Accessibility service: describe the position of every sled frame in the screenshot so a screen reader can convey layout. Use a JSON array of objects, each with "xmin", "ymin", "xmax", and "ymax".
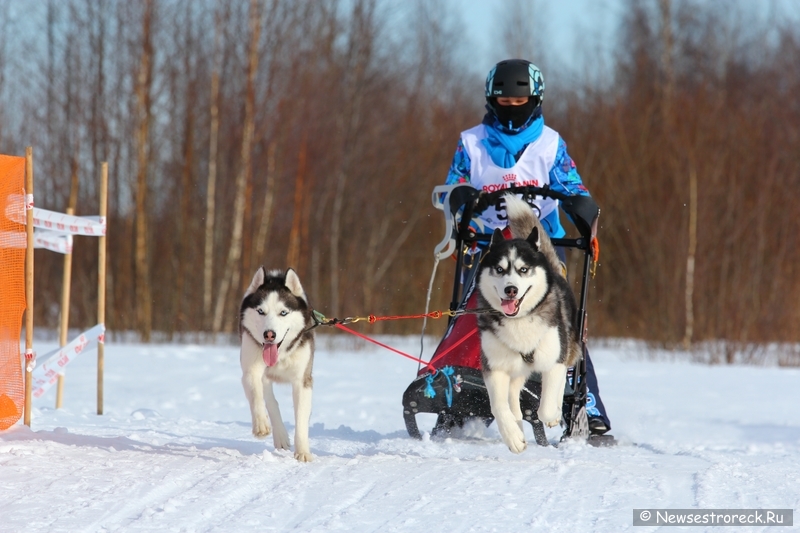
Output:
[{"xmin": 421, "ymin": 184, "xmax": 598, "ymax": 443}]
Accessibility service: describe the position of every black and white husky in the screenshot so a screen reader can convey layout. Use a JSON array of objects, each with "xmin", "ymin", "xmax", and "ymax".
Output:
[
  {"xmin": 477, "ymin": 194, "xmax": 582, "ymax": 453},
  {"xmin": 239, "ymin": 267, "xmax": 315, "ymax": 462}
]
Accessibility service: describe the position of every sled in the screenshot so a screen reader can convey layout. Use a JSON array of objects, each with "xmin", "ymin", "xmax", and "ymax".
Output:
[{"xmin": 402, "ymin": 184, "xmax": 598, "ymax": 447}]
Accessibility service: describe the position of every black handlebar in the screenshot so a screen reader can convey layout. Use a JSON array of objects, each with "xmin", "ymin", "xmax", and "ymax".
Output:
[
  {"xmin": 448, "ymin": 184, "xmax": 573, "ymax": 218},
  {"xmin": 449, "ymin": 184, "xmax": 595, "ymax": 242}
]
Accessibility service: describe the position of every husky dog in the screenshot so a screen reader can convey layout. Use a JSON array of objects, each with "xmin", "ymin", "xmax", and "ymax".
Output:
[
  {"xmin": 477, "ymin": 194, "xmax": 582, "ymax": 453},
  {"xmin": 239, "ymin": 267, "xmax": 315, "ymax": 462}
]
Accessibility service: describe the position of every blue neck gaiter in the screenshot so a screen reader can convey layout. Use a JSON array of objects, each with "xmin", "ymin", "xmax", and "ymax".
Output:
[{"xmin": 481, "ymin": 110, "xmax": 545, "ymax": 169}]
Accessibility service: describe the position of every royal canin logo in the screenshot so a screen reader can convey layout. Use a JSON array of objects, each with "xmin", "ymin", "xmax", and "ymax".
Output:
[{"xmin": 502, "ymin": 173, "xmax": 517, "ymax": 182}]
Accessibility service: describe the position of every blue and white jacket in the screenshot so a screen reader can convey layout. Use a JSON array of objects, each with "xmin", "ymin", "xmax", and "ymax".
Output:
[{"xmin": 445, "ymin": 117, "xmax": 590, "ymax": 238}]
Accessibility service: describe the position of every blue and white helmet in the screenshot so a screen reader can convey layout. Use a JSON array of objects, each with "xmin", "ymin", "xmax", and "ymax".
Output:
[
  {"xmin": 485, "ymin": 59, "xmax": 545, "ymax": 130},
  {"xmin": 485, "ymin": 59, "xmax": 545, "ymax": 104}
]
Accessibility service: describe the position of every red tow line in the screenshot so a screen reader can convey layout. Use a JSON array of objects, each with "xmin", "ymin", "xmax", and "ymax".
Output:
[{"xmin": 332, "ymin": 322, "xmax": 477, "ymax": 375}]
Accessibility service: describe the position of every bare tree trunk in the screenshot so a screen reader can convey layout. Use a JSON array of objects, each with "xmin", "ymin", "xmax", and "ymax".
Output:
[
  {"xmin": 659, "ymin": 0, "xmax": 694, "ymax": 348},
  {"xmin": 87, "ymin": 0, "xmax": 108, "ymax": 191},
  {"xmin": 175, "ymin": 4, "xmax": 196, "ymax": 334},
  {"xmin": 311, "ymin": 201, "xmax": 324, "ymax": 308},
  {"xmin": 62, "ymin": 23, "xmax": 77, "ymax": 211},
  {"xmin": 329, "ymin": 166, "xmax": 348, "ymax": 316},
  {"xmin": 683, "ymin": 165, "xmax": 697, "ymax": 349},
  {"xmin": 286, "ymin": 136, "xmax": 306, "ymax": 269},
  {"xmin": 135, "ymin": 0, "xmax": 154, "ymax": 341},
  {"xmin": 329, "ymin": 0, "xmax": 373, "ymax": 316},
  {"xmin": 363, "ymin": 217, "xmax": 389, "ymax": 313},
  {"xmin": 44, "ymin": 0, "xmax": 57, "ymax": 204},
  {"xmin": 203, "ymin": 3, "xmax": 224, "ymax": 329},
  {"xmin": 659, "ymin": 0, "xmax": 674, "ymax": 124},
  {"xmin": 252, "ymin": 140, "xmax": 276, "ymax": 269},
  {"xmin": 212, "ymin": 0, "xmax": 260, "ymax": 333},
  {"xmin": 68, "ymin": 155, "xmax": 79, "ymax": 212}
]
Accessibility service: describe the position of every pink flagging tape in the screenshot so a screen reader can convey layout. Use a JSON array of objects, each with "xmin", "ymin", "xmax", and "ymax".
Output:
[{"xmin": 30, "ymin": 324, "xmax": 105, "ymax": 399}]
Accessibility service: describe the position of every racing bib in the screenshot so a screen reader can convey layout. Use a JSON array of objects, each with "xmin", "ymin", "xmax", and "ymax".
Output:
[{"xmin": 461, "ymin": 124, "xmax": 560, "ymax": 230}]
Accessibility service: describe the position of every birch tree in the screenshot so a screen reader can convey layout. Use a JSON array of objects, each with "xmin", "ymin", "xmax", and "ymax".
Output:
[
  {"xmin": 212, "ymin": 0, "xmax": 260, "ymax": 333},
  {"xmin": 134, "ymin": 0, "xmax": 155, "ymax": 341},
  {"xmin": 329, "ymin": 0, "xmax": 375, "ymax": 316},
  {"xmin": 203, "ymin": 2, "xmax": 225, "ymax": 328}
]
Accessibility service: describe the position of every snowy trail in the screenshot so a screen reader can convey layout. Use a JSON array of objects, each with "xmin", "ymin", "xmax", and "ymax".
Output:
[{"xmin": 2, "ymin": 337, "xmax": 799, "ymax": 532}]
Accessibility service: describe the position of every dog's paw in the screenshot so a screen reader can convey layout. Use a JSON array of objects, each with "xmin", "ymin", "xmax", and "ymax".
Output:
[
  {"xmin": 497, "ymin": 419, "xmax": 527, "ymax": 454},
  {"xmin": 294, "ymin": 451, "xmax": 314, "ymax": 462},
  {"xmin": 252, "ymin": 417, "xmax": 272, "ymax": 438},
  {"xmin": 504, "ymin": 431, "xmax": 528, "ymax": 454},
  {"xmin": 537, "ymin": 406, "xmax": 561, "ymax": 428},
  {"xmin": 273, "ymin": 428, "xmax": 291, "ymax": 451}
]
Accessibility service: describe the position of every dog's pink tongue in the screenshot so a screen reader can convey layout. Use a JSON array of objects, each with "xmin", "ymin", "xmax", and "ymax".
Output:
[
  {"xmin": 263, "ymin": 343, "xmax": 279, "ymax": 367},
  {"xmin": 501, "ymin": 299, "xmax": 517, "ymax": 315}
]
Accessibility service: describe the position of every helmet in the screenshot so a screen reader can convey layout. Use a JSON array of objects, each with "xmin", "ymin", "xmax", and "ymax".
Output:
[
  {"xmin": 485, "ymin": 59, "xmax": 545, "ymax": 130},
  {"xmin": 485, "ymin": 59, "xmax": 545, "ymax": 100}
]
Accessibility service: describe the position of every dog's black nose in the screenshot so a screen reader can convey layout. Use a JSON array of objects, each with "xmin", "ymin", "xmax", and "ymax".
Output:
[
  {"xmin": 504, "ymin": 286, "xmax": 518, "ymax": 298},
  {"xmin": 264, "ymin": 329, "xmax": 276, "ymax": 342}
]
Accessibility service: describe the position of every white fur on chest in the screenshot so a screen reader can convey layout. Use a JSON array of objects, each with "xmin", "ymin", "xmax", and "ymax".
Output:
[
  {"xmin": 481, "ymin": 316, "xmax": 561, "ymax": 377},
  {"xmin": 240, "ymin": 333, "xmax": 311, "ymax": 384}
]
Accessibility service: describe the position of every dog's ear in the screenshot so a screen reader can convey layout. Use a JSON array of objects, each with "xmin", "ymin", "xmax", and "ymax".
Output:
[
  {"xmin": 244, "ymin": 266, "xmax": 266, "ymax": 297},
  {"xmin": 284, "ymin": 268, "xmax": 307, "ymax": 301},
  {"xmin": 489, "ymin": 228, "xmax": 505, "ymax": 249},
  {"xmin": 526, "ymin": 225, "xmax": 540, "ymax": 251}
]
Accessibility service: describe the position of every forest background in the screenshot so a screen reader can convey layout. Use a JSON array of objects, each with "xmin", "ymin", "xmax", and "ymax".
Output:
[{"xmin": 0, "ymin": 0, "xmax": 797, "ymax": 360}]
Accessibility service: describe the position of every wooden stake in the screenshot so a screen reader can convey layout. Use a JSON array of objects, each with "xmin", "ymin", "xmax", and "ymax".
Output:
[
  {"xmin": 55, "ymin": 207, "xmax": 74, "ymax": 409},
  {"xmin": 97, "ymin": 163, "xmax": 108, "ymax": 415},
  {"xmin": 23, "ymin": 147, "xmax": 34, "ymax": 427}
]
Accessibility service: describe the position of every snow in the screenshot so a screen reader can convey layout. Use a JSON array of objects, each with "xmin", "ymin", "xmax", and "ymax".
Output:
[{"xmin": 2, "ymin": 336, "xmax": 799, "ymax": 532}]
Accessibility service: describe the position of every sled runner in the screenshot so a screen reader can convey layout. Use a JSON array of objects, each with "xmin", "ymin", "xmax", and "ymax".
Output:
[{"xmin": 402, "ymin": 184, "xmax": 600, "ymax": 446}]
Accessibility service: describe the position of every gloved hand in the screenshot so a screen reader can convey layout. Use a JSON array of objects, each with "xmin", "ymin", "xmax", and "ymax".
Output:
[{"xmin": 561, "ymin": 195, "xmax": 599, "ymax": 238}]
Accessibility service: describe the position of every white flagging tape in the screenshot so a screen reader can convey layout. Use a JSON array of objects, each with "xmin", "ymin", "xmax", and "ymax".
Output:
[
  {"xmin": 34, "ymin": 231, "xmax": 73, "ymax": 254},
  {"xmin": 32, "ymin": 208, "xmax": 106, "ymax": 236},
  {"xmin": 30, "ymin": 323, "xmax": 105, "ymax": 399},
  {"xmin": 4, "ymin": 195, "xmax": 106, "ymax": 236},
  {"xmin": 0, "ymin": 230, "xmax": 73, "ymax": 254}
]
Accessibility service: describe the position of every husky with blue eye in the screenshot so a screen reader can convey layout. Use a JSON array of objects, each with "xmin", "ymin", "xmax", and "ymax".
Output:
[
  {"xmin": 476, "ymin": 194, "xmax": 582, "ymax": 453},
  {"xmin": 239, "ymin": 267, "xmax": 315, "ymax": 462}
]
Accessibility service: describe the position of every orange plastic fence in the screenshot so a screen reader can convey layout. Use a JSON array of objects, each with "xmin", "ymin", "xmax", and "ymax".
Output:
[{"xmin": 0, "ymin": 155, "xmax": 26, "ymax": 430}]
